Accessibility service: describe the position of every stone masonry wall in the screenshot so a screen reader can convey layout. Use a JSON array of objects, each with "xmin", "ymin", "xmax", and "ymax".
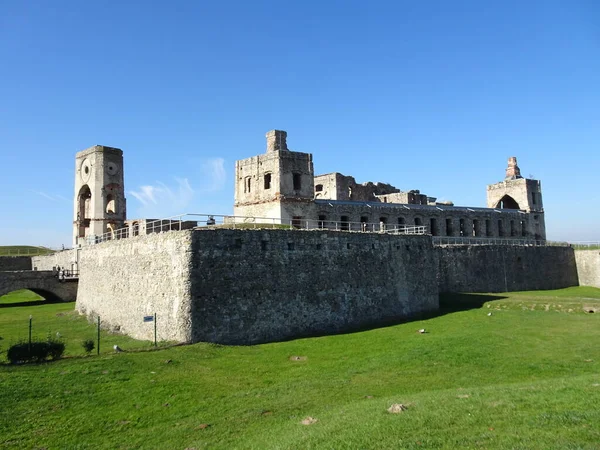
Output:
[
  {"xmin": 574, "ymin": 249, "xmax": 600, "ymax": 288},
  {"xmin": 189, "ymin": 229, "xmax": 438, "ymax": 344},
  {"xmin": 437, "ymin": 245, "xmax": 578, "ymax": 293},
  {"xmin": 32, "ymin": 249, "xmax": 78, "ymax": 271},
  {"xmin": 75, "ymin": 231, "xmax": 193, "ymax": 342},
  {"xmin": 0, "ymin": 256, "xmax": 32, "ymax": 271}
]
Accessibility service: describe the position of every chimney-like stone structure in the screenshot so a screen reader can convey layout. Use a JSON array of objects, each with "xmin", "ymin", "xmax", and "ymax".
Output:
[
  {"xmin": 505, "ymin": 156, "xmax": 522, "ymax": 180},
  {"xmin": 266, "ymin": 130, "xmax": 288, "ymax": 152}
]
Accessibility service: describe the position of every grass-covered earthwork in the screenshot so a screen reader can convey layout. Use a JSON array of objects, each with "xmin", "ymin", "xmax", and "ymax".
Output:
[{"xmin": 0, "ymin": 287, "xmax": 599, "ymax": 449}]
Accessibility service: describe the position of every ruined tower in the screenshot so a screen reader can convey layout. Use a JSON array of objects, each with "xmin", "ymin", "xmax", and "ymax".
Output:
[
  {"xmin": 73, "ymin": 145, "xmax": 126, "ymax": 246},
  {"xmin": 234, "ymin": 130, "xmax": 315, "ymax": 223},
  {"xmin": 486, "ymin": 156, "xmax": 545, "ymax": 239}
]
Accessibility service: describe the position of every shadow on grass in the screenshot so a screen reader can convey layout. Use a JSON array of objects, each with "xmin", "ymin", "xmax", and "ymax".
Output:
[
  {"xmin": 240, "ymin": 293, "xmax": 511, "ymax": 345},
  {"xmin": 0, "ymin": 299, "xmax": 72, "ymax": 308}
]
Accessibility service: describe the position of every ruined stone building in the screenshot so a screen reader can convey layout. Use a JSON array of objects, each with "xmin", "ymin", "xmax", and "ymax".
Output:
[{"xmin": 234, "ymin": 130, "xmax": 546, "ymax": 240}]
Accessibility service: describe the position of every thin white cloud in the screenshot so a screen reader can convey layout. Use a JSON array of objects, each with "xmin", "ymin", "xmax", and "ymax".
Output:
[
  {"xmin": 199, "ymin": 158, "xmax": 226, "ymax": 192},
  {"xmin": 128, "ymin": 157, "xmax": 226, "ymax": 218}
]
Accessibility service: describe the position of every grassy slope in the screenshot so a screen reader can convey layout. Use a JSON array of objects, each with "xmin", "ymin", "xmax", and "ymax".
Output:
[
  {"xmin": 0, "ymin": 245, "xmax": 53, "ymax": 256},
  {"xmin": 0, "ymin": 288, "xmax": 599, "ymax": 449}
]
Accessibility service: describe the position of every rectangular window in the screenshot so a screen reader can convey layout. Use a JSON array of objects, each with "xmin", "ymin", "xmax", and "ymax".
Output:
[
  {"xmin": 315, "ymin": 184, "xmax": 323, "ymax": 192},
  {"xmin": 446, "ymin": 218, "xmax": 453, "ymax": 236},
  {"xmin": 293, "ymin": 173, "xmax": 302, "ymax": 190},
  {"xmin": 318, "ymin": 215, "xmax": 326, "ymax": 229},
  {"xmin": 292, "ymin": 216, "xmax": 303, "ymax": 228},
  {"xmin": 532, "ymin": 192, "xmax": 536, "ymax": 205},
  {"xmin": 264, "ymin": 173, "xmax": 271, "ymax": 190},
  {"xmin": 244, "ymin": 177, "xmax": 251, "ymax": 193},
  {"xmin": 430, "ymin": 218, "xmax": 437, "ymax": 236},
  {"xmin": 341, "ymin": 215, "xmax": 349, "ymax": 231}
]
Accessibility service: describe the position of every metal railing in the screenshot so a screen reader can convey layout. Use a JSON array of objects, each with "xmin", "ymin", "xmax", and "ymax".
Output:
[
  {"xmin": 79, "ymin": 213, "xmax": 599, "ymax": 248},
  {"xmin": 433, "ymin": 236, "xmax": 551, "ymax": 246},
  {"xmin": 83, "ymin": 214, "xmax": 429, "ymax": 245}
]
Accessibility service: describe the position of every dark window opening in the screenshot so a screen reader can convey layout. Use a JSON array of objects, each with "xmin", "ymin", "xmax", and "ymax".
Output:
[
  {"xmin": 446, "ymin": 218, "xmax": 453, "ymax": 236},
  {"xmin": 531, "ymin": 192, "xmax": 536, "ymax": 205},
  {"xmin": 415, "ymin": 218, "xmax": 422, "ymax": 226},
  {"xmin": 473, "ymin": 219, "xmax": 480, "ymax": 237},
  {"xmin": 292, "ymin": 216, "xmax": 303, "ymax": 228},
  {"xmin": 318, "ymin": 214, "xmax": 327, "ymax": 229},
  {"xmin": 264, "ymin": 173, "xmax": 272, "ymax": 190},
  {"xmin": 261, "ymin": 240, "xmax": 268, "ymax": 251},
  {"xmin": 398, "ymin": 217, "xmax": 405, "ymax": 232},
  {"xmin": 498, "ymin": 220, "xmax": 504, "ymax": 237},
  {"xmin": 486, "ymin": 219, "xmax": 492, "ymax": 237},
  {"xmin": 459, "ymin": 218, "xmax": 465, "ymax": 236},
  {"xmin": 287, "ymin": 242, "xmax": 295, "ymax": 251},
  {"xmin": 235, "ymin": 238, "xmax": 243, "ymax": 249},
  {"xmin": 347, "ymin": 243, "xmax": 351, "ymax": 249},
  {"xmin": 315, "ymin": 184, "xmax": 323, "ymax": 192},
  {"xmin": 379, "ymin": 217, "xmax": 387, "ymax": 232},
  {"xmin": 360, "ymin": 216, "xmax": 368, "ymax": 232},
  {"xmin": 340, "ymin": 215, "xmax": 350, "ymax": 231},
  {"xmin": 430, "ymin": 218, "xmax": 438, "ymax": 236},
  {"xmin": 521, "ymin": 220, "xmax": 527, "ymax": 237},
  {"xmin": 293, "ymin": 173, "xmax": 302, "ymax": 190},
  {"xmin": 510, "ymin": 220, "xmax": 516, "ymax": 237}
]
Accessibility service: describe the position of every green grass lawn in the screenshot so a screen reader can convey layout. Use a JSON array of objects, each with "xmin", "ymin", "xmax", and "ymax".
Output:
[
  {"xmin": 1, "ymin": 288, "xmax": 599, "ymax": 449},
  {"xmin": 0, "ymin": 245, "xmax": 54, "ymax": 256}
]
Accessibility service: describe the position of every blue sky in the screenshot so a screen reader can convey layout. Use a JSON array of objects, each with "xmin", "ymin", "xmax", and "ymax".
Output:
[{"xmin": 1, "ymin": 0, "xmax": 598, "ymax": 247}]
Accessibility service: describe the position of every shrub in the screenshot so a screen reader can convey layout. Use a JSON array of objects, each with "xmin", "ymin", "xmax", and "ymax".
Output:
[
  {"xmin": 81, "ymin": 339, "xmax": 95, "ymax": 355},
  {"xmin": 7, "ymin": 339, "xmax": 65, "ymax": 364}
]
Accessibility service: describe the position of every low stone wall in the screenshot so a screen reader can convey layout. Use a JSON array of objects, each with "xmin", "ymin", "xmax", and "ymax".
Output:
[
  {"xmin": 32, "ymin": 249, "xmax": 78, "ymax": 271},
  {"xmin": 75, "ymin": 232, "xmax": 193, "ymax": 342},
  {"xmin": 437, "ymin": 245, "xmax": 579, "ymax": 293},
  {"xmin": 0, "ymin": 256, "xmax": 32, "ymax": 271},
  {"xmin": 189, "ymin": 229, "xmax": 438, "ymax": 344},
  {"xmin": 574, "ymin": 249, "xmax": 600, "ymax": 288}
]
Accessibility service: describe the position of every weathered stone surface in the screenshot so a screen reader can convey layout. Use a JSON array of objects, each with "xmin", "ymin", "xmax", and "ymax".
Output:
[
  {"xmin": 0, "ymin": 271, "xmax": 77, "ymax": 301},
  {"xmin": 189, "ymin": 229, "xmax": 438, "ymax": 344},
  {"xmin": 574, "ymin": 250, "xmax": 600, "ymax": 288},
  {"xmin": 32, "ymin": 249, "xmax": 78, "ymax": 271},
  {"xmin": 0, "ymin": 256, "xmax": 32, "ymax": 271},
  {"xmin": 75, "ymin": 228, "xmax": 438, "ymax": 344},
  {"xmin": 436, "ymin": 245, "xmax": 578, "ymax": 293},
  {"xmin": 75, "ymin": 231, "xmax": 194, "ymax": 342}
]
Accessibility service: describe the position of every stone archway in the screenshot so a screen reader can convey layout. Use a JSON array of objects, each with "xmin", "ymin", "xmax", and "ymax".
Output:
[{"xmin": 495, "ymin": 195, "xmax": 520, "ymax": 210}]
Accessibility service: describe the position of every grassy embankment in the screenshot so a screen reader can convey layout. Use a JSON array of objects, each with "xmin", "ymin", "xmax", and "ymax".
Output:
[
  {"xmin": 0, "ymin": 246, "xmax": 54, "ymax": 256},
  {"xmin": 0, "ymin": 287, "xmax": 599, "ymax": 449}
]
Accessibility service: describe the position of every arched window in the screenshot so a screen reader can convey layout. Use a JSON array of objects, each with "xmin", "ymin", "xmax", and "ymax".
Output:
[
  {"xmin": 495, "ymin": 195, "xmax": 520, "ymax": 210},
  {"xmin": 106, "ymin": 194, "xmax": 116, "ymax": 214}
]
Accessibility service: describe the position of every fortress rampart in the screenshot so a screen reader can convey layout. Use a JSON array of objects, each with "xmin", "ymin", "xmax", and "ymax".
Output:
[{"xmin": 61, "ymin": 228, "xmax": 583, "ymax": 345}]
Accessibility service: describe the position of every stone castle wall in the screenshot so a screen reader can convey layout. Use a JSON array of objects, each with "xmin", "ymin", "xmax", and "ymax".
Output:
[
  {"xmin": 574, "ymin": 249, "xmax": 600, "ymax": 288},
  {"xmin": 75, "ymin": 231, "xmax": 193, "ymax": 342},
  {"xmin": 0, "ymin": 256, "xmax": 32, "ymax": 271},
  {"xmin": 188, "ymin": 229, "xmax": 438, "ymax": 344},
  {"xmin": 32, "ymin": 249, "xmax": 78, "ymax": 271},
  {"xmin": 437, "ymin": 245, "xmax": 578, "ymax": 293},
  {"xmin": 75, "ymin": 229, "xmax": 439, "ymax": 344}
]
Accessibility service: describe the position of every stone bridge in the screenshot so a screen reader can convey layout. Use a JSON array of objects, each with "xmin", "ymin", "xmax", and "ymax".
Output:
[{"xmin": 0, "ymin": 271, "xmax": 78, "ymax": 302}]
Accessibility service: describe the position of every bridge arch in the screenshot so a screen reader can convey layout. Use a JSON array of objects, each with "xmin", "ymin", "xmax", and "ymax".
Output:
[{"xmin": 0, "ymin": 271, "xmax": 77, "ymax": 302}]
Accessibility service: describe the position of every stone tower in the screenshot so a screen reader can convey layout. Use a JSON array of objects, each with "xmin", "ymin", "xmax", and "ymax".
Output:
[
  {"xmin": 486, "ymin": 156, "xmax": 545, "ymax": 239},
  {"xmin": 73, "ymin": 145, "xmax": 126, "ymax": 246},
  {"xmin": 234, "ymin": 130, "xmax": 315, "ymax": 223}
]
